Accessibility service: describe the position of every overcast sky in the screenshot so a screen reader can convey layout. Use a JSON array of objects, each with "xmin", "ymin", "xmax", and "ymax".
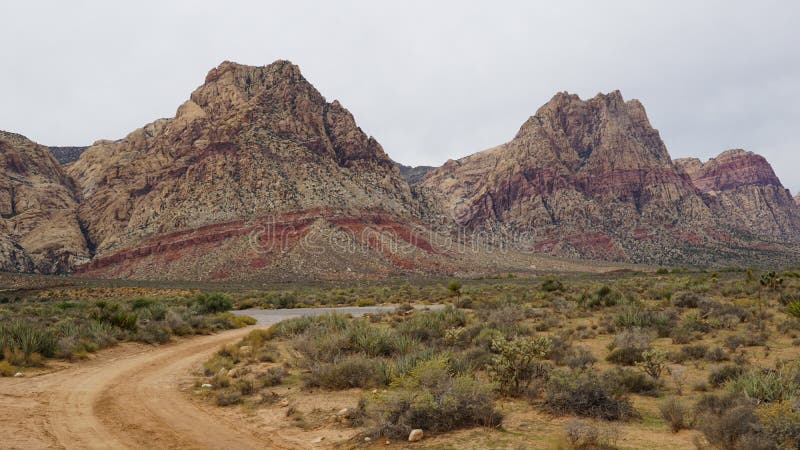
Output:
[{"xmin": 1, "ymin": 1, "xmax": 798, "ymax": 193}]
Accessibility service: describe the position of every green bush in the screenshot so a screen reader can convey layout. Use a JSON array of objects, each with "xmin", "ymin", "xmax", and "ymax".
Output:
[
  {"xmin": 602, "ymin": 367, "xmax": 659, "ymax": 396},
  {"xmin": 728, "ymin": 363, "xmax": 800, "ymax": 403},
  {"xmin": 0, "ymin": 320, "xmax": 57, "ymax": 359},
  {"xmin": 541, "ymin": 278, "xmax": 564, "ymax": 292},
  {"xmin": 194, "ymin": 293, "xmax": 233, "ymax": 314}
]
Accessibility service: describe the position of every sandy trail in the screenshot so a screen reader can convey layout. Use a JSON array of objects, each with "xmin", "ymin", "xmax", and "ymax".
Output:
[
  {"xmin": 0, "ymin": 306, "xmax": 412, "ymax": 449},
  {"xmin": 0, "ymin": 328, "xmax": 280, "ymax": 449}
]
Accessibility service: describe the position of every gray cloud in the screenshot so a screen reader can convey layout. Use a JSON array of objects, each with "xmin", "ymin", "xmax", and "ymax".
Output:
[{"xmin": 1, "ymin": 0, "xmax": 798, "ymax": 193}]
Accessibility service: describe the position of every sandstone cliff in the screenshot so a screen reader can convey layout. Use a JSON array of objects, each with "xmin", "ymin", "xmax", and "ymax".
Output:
[
  {"xmin": 68, "ymin": 61, "xmax": 447, "ymax": 279},
  {"xmin": 421, "ymin": 91, "xmax": 799, "ymax": 266},
  {"xmin": 675, "ymin": 150, "xmax": 800, "ymax": 240},
  {"xmin": 0, "ymin": 131, "xmax": 90, "ymax": 273}
]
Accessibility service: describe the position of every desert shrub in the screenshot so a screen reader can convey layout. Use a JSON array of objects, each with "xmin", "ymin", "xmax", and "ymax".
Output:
[
  {"xmin": 489, "ymin": 336, "xmax": 551, "ymax": 396},
  {"xmin": 606, "ymin": 329, "xmax": 651, "ymax": 366},
  {"xmin": 680, "ymin": 311, "xmax": 711, "ymax": 334},
  {"xmin": 669, "ymin": 326, "xmax": 696, "ymax": 344},
  {"xmin": 348, "ymin": 322, "xmax": 412, "ymax": 357},
  {"xmin": 262, "ymin": 293, "xmax": 298, "ymax": 309},
  {"xmin": 367, "ymin": 357, "xmax": 502, "ymax": 439},
  {"xmin": 615, "ymin": 306, "xmax": 676, "ymax": 337},
  {"xmin": 131, "ymin": 297, "xmax": 157, "ymax": 310},
  {"xmin": 472, "ymin": 327, "xmax": 504, "ymax": 350},
  {"xmin": 728, "ymin": 363, "xmax": 800, "ymax": 403},
  {"xmin": 293, "ymin": 330, "xmax": 349, "ymax": 363},
  {"xmin": 0, "ymin": 360, "xmax": 17, "ymax": 376},
  {"xmin": 235, "ymin": 378, "xmax": 256, "ymax": 395},
  {"xmin": 215, "ymin": 387, "xmax": 242, "ymax": 406},
  {"xmin": 545, "ymin": 334, "xmax": 574, "ymax": 365},
  {"xmin": 541, "ymin": 278, "xmax": 564, "ymax": 292},
  {"xmin": 787, "ymin": 300, "xmax": 800, "ymax": 320},
  {"xmin": 725, "ymin": 333, "xmax": 767, "ymax": 350},
  {"xmin": 108, "ymin": 311, "xmax": 139, "ymax": 331},
  {"xmin": 0, "ymin": 320, "xmax": 57, "ymax": 360},
  {"xmin": 708, "ymin": 364, "xmax": 745, "ymax": 387},
  {"xmin": 479, "ymin": 303, "xmax": 528, "ymax": 336},
  {"xmin": 606, "ymin": 346, "xmax": 645, "ymax": 366},
  {"xmin": 135, "ymin": 322, "xmax": 170, "ymax": 344},
  {"xmin": 679, "ymin": 344, "xmax": 708, "ymax": 360},
  {"xmin": 671, "ymin": 291, "xmax": 703, "ymax": 308},
  {"xmin": 194, "ymin": 293, "xmax": 233, "ymax": 314},
  {"xmin": 305, "ymin": 355, "xmax": 389, "ymax": 389},
  {"xmin": 602, "ymin": 367, "xmax": 659, "ymax": 396},
  {"xmin": 694, "ymin": 393, "xmax": 769, "ymax": 450},
  {"xmin": 565, "ymin": 346, "xmax": 597, "ymax": 371},
  {"xmin": 561, "ymin": 419, "xmax": 618, "ymax": 450},
  {"xmin": 704, "ymin": 346, "xmax": 729, "ymax": 362},
  {"xmin": 544, "ymin": 370, "xmax": 638, "ymax": 421},
  {"xmin": 396, "ymin": 306, "xmax": 467, "ymax": 342},
  {"xmin": 579, "ymin": 285, "xmax": 622, "ymax": 308},
  {"xmin": 450, "ymin": 347, "xmax": 493, "ymax": 374},
  {"xmin": 258, "ymin": 367, "xmax": 286, "ymax": 387},
  {"xmin": 758, "ymin": 401, "xmax": 800, "ymax": 449},
  {"xmin": 268, "ymin": 313, "xmax": 350, "ymax": 338},
  {"xmin": 659, "ymin": 397, "xmax": 688, "ymax": 432},
  {"xmin": 699, "ymin": 299, "xmax": 750, "ymax": 324}
]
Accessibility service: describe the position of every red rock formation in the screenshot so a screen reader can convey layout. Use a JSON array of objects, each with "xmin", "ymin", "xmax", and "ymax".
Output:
[
  {"xmin": 422, "ymin": 91, "xmax": 799, "ymax": 266},
  {"xmin": 67, "ymin": 61, "xmax": 444, "ymax": 279},
  {"xmin": 675, "ymin": 150, "xmax": 800, "ymax": 240}
]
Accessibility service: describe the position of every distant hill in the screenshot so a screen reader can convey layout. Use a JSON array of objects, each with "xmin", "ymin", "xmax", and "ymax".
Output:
[{"xmin": 48, "ymin": 146, "xmax": 88, "ymax": 164}]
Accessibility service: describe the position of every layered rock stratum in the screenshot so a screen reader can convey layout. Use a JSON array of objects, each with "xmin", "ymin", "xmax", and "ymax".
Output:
[
  {"xmin": 674, "ymin": 150, "xmax": 800, "ymax": 240},
  {"xmin": 65, "ymin": 61, "xmax": 452, "ymax": 279},
  {"xmin": 421, "ymin": 91, "xmax": 800, "ymax": 266},
  {"xmin": 1, "ymin": 64, "xmax": 798, "ymax": 278}
]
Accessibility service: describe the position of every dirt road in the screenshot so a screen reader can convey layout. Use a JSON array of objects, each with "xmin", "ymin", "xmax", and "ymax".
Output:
[{"xmin": 0, "ymin": 306, "xmax": 413, "ymax": 449}]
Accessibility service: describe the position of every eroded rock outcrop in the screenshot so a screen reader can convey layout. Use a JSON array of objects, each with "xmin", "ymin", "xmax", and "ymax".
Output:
[
  {"xmin": 421, "ymin": 91, "xmax": 799, "ymax": 265},
  {"xmin": 68, "ymin": 61, "xmax": 446, "ymax": 279},
  {"xmin": 0, "ymin": 131, "xmax": 90, "ymax": 273},
  {"xmin": 675, "ymin": 150, "xmax": 800, "ymax": 240}
]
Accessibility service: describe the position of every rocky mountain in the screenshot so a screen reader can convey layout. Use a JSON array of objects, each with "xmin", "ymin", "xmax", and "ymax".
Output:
[
  {"xmin": 421, "ymin": 91, "xmax": 800, "ymax": 266},
  {"xmin": 0, "ymin": 131, "xmax": 90, "ymax": 273},
  {"xmin": 674, "ymin": 150, "xmax": 800, "ymax": 240},
  {"xmin": 794, "ymin": 193, "xmax": 800, "ymax": 206},
  {"xmin": 2, "ymin": 68, "xmax": 798, "ymax": 278},
  {"xmin": 48, "ymin": 146, "xmax": 88, "ymax": 164},
  {"xmin": 67, "ymin": 61, "xmax": 449, "ymax": 280}
]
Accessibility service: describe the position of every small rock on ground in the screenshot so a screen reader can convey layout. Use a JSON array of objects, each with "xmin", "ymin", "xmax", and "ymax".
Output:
[{"xmin": 408, "ymin": 429, "xmax": 424, "ymax": 442}]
